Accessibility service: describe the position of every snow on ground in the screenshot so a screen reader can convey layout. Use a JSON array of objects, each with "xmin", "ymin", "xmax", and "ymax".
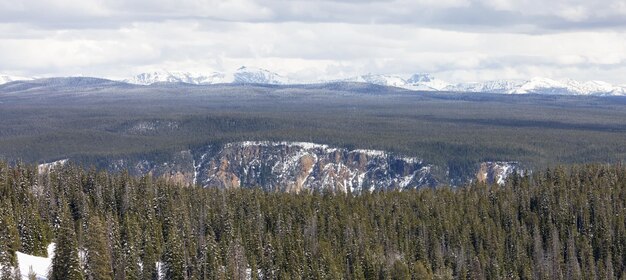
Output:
[
  {"xmin": 11, "ymin": 244, "xmax": 175, "ymax": 280},
  {"xmin": 16, "ymin": 243, "xmax": 54, "ymax": 280}
]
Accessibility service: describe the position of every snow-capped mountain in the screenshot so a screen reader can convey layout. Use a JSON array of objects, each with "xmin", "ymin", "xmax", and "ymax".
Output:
[
  {"xmin": 405, "ymin": 73, "xmax": 450, "ymax": 91},
  {"xmin": 0, "ymin": 74, "xmax": 33, "ymax": 85},
  {"xmin": 105, "ymin": 68, "xmax": 626, "ymax": 96},
  {"xmin": 446, "ymin": 79, "xmax": 527, "ymax": 94},
  {"xmin": 124, "ymin": 71, "xmax": 228, "ymax": 85},
  {"xmin": 511, "ymin": 78, "xmax": 626, "ymax": 95},
  {"xmin": 125, "ymin": 66, "xmax": 292, "ymax": 85},
  {"xmin": 340, "ymin": 73, "xmax": 450, "ymax": 91},
  {"xmin": 232, "ymin": 66, "xmax": 292, "ymax": 84},
  {"xmin": 343, "ymin": 74, "xmax": 408, "ymax": 88},
  {"xmin": 446, "ymin": 77, "xmax": 626, "ymax": 96}
]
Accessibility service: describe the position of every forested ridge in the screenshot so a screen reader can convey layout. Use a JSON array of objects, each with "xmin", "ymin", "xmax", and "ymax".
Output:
[
  {"xmin": 3, "ymin": 85, "xmax": 626, "ymax": 183},
  {"xmin": 1, "ymin": 161, "xmax": 626, "ymax": 279}
]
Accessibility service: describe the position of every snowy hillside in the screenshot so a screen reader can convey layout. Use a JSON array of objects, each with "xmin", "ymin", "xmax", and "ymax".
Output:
[
  {"xmin": 446, "ymin": 77, "xmax": 626, "ymax": 96},
  {"xmin": 340, "ymin": 73, "xmax": 450, "ymax": 91},
  {"xmin": 0, "ymin": 75, "xmax": 33, "ymax": 85},
  {"xmin": 3, "ymin": 244, "xmax": 55, "ymax": 280},
  {"xmin": 124, "ymin": 71, "xmax": 229, "ymax": 85},
  {"xmin": 232, "ymin": 66, "xmax": 291, "ymax": 84},
  {"xmin": 125, "ymin": 66, "xmax": 292, "ymax": 85},
  {"xmin": 405, "ymin": 73, "xmax": 451, "ymax": 90},
  {"xmin": 342, "ymin": 74, "xmax": 408, "ymax": 88},
  {"xmin": 509, "ymin": 78, "xmax": 626, "ymax": 95},
  {"xmin": 446, "ymin": 80, "xmax": 527, "ymax": 94}
]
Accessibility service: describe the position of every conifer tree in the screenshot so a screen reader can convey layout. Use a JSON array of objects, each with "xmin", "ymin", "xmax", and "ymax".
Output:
[
  {"xmin": 202, "ymin": 230, "xmax": 220, "ymax": 280},
  {"xmin": 0, "ymin": 200, "xmax": 20, "ymax": 280},
  {"xmin": 49, "ymin": 202, "xmax": 83, "ymax": 280},
  {"xmin": 413, "ymin": 260, "xmax": 433, "ymax": 279},
  {"xmin": 162, "ymin": 228, "xmax": 185, "ymax": 280},
  {"xmin": 121, "ymin": 215, "xmax": 141, "ymax": 280},
  {"xmin": 140, "ymin": 234, "xmax": 158, "ymax": 280},
  {"xmin": 84, "ymin": 213, "xmax": 113, "ymax": 280},
  {"xmin": 0, "ymin": 249, "xmax": 14, "ymax": 280}
]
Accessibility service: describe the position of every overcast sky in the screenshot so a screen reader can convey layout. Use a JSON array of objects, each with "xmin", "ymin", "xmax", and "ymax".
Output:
[{"xmin": 1, "ymin": 0, "xmax": 626, "ymax": 83}]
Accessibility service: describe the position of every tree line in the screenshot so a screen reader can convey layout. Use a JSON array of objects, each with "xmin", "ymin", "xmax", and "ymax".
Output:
[{"xmin": 1, "ymin": 161, "xmax": 626, "ymax": 279}]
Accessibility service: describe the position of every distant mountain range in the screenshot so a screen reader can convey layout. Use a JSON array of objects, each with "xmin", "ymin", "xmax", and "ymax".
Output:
[
  {"xmin": 124, "ymin": 66, "xmax": 292, "ymax": 85},
  {"xmin": 2, "ymin": 68, "xmax": 625, "ymax": 96}
]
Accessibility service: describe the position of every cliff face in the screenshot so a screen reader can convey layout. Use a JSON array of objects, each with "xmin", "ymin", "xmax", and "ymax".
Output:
[
  {"xmin": 107, "ymin": 150, "xmax": 196, "ymax": 186},
  {"xmin": 476, "ymin": 161, "xmax": 520, "ymax": 185},
  {"xmin": 37, "ymin": 142, "xmax": 520, "ymax": 192},
  {"xmin": 194, "ymin": 142, "xmax": 437, "ymax": 192}
]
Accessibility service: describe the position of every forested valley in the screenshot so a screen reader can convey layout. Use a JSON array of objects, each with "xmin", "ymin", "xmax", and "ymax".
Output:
[{"xmin": 1, "ymin": 161, "xmax": 626, "ymax": 279}]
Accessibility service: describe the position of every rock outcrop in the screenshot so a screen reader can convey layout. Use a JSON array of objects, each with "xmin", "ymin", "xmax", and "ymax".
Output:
[
  {"xmin": 191, "ymin": 142, "xmax": 438, "ymax": 192},
  {"xmin": 38, "ymin": 142, "xmax": 522, "ymax": 192},
  {"xmin": 476, "ymin": 161, "xmax": 520, "ymax": 185}
]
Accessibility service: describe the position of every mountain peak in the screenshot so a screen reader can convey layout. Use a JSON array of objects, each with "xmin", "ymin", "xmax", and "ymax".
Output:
[
  {"xmin": 407, "ymin": 73, "xmax": 434, "ymax": 83},
  {"xmin": 125, "ymin": 67, "xmax": 291, "ymax": 85}
]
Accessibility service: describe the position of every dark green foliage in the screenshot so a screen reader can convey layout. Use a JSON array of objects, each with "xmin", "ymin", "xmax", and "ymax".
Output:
[
  {"xmin": 49, "ymin": 203, "xmax": 83, "ymax": 280},
  {"xmin": 2, "ymin": 161, "xmax": 626, "ymax": 278},
  {"xmin": 162, "ymin": 228, "xmax": 185, "ymax": 280},
  {"xmin": 84, "ymin": 214, "xmax": 112, "ymax": 280},
  {"xmin": 0, "ymin": 201, "xmax": 19, "ymax": 268}
]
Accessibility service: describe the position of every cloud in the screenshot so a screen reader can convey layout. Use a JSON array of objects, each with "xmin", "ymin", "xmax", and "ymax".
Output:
[
  {"xmin": 3, "ymin": 0, "xmax": 626, "ymax": 31},
  {"xmin": 0, "ymin": 0, "xmax": 625, "ymax": 83}
]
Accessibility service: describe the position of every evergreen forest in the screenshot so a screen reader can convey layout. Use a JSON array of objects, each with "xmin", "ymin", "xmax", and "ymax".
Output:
[{"xmin": 1, "ymin": 161, "xmax": 626, "ymax": 279}]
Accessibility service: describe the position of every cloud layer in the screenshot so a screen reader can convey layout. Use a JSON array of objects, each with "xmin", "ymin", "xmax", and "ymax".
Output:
[{"xmin": 1, "ymin": 0, "xmax": 626, "ymax": 83}]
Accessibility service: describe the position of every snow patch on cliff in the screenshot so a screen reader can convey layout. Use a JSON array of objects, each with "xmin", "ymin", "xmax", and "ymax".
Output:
[{"xmin": 37, "ymin": 160, "xmax": 68, "ymax": 174}]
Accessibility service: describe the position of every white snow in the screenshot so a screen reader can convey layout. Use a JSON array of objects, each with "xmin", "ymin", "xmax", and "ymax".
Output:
[
  {"xmin": 352, "ymin": 149, "xmax": 386, "ymax": 157},
  {"xmin": 11, "ymin": 245, "xmax": 169, "ymax": 280},
  {"xmin": 37, "ymin": 159, "xmax": 68, "ymax": 174},
  {"xmin": 339, "ymin": 73, "xmax": 450, "ymax": 91},
  {"xmin": 124, "ymin": 66, "xmax": 293, "ymax": 85},
  {"xmin": 399, "ymin": 173, "xmax": 416, "ymax": 188},
  {"xmin": 124, "ymin": 70, "xmax": 230, "ymax": 85},
  {"xmin": 232, "ymin": 141, "xmax": 335, "ymax": 152},
  {"xmin": 14, "ymin": 243, "xmax": 55, "ymax": 280},
  {"xmin": 447, "ymin": 77, "xmax": 626, "ymax": 96},
  {"xmin": 0, "ymin": 74, "xmax": 33, "ymax": 85},
  {"xmin": 481, "ymin": 161, "xmax": 518, "ymax": 186}
]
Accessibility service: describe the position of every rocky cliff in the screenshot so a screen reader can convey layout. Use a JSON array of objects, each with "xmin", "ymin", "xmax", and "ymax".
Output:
[
  {"xmin": 476, "ymin": 161, "xmax": 520, "ymax": 185},
  {"xmin": 193, "ymin": 142, "xmax": 437, "ymax": 192},
  {"xmin": 38, "ymin": 142, "xmax": 520, "ymax": 192}
]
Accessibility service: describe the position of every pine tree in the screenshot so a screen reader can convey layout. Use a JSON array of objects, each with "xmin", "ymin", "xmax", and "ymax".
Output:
[
  {"xmin": 140, "ymin": 234, "xmax": 158, "ymax": 280},
  {"xmin": 49, "ymin": 202, "xmax": 83, "ymax": 280},
  {"xmin": 84, "ymin": 213, "xmax": 113, "ymax": 280},
  {"xmin": 0, "ymin": 252, "xmax": 13, "ymax": 280},
  {"xmin": 390, "ymin": 260, "xmax": 410, "ymax": 280},
  {"xmin": 121, "ymin": 215, "xmax": 141, "ymax": 280},
  {"xmin": 413, "ymin": 260, "xmax": 433, "ymax": 279},
  {"xmin": 0, "ymin": 201, "xmax": 20, "ymax": 280},
  {"xmin": 203, "ymin": 230, "xmax": 220, "ymax": 280},
  {"xmin": 162, "ymin": 228, "xmax": 185, "ymax": 280}
]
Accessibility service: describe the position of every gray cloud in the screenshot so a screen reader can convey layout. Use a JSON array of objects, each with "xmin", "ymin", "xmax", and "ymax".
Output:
[
  {"xmin": 0, "ymin": 0, "xmax": 625, "ymax": 84},
  {"xmin": 2, "ymin": 0, "xmax": 626, "ymax": 32}
]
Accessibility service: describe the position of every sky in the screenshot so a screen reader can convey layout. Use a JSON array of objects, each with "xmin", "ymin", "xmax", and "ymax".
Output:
[{"xmin": 1, "ymin": 0, "xmax": 626, "ymax": 84}]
